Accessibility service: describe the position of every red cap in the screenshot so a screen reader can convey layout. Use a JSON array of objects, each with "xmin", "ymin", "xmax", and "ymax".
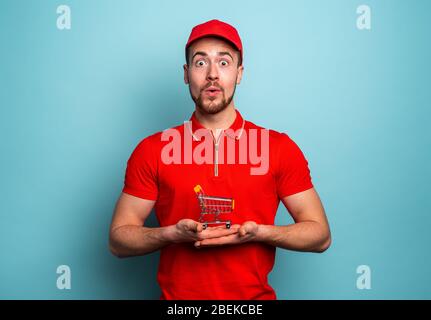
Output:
[{"xmin": 185, "ymin": 19, "xmax": 243, "ymax": 62}]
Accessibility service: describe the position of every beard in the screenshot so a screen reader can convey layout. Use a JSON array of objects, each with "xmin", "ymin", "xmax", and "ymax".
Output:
[{"xmin": 190, "ymin": 82, "xmax": 237, "ymax": 115}]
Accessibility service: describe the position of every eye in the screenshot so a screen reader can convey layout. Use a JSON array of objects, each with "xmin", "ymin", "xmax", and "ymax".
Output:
[
  {"xmin": 220, "ymin": 60, "xmax": 229, "ymax": 66},
  {"xmin": 195, "ymin": 60, "xmax": 206, "ymax": 67}
]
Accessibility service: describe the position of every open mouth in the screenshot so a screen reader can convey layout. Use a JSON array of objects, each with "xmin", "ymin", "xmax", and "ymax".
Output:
[
  {"xmin": 205, "ymin": 89, "xmax": 221, "ymax": 96},
  {"xmin": 204, "ymin": 86, "xmax": 222, "ymax": 96}
]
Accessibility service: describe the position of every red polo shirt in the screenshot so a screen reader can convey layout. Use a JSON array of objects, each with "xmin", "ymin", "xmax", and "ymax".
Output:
[{"xmin": 122, "ymin": 109, "xmax": 313, "ymax": 299}]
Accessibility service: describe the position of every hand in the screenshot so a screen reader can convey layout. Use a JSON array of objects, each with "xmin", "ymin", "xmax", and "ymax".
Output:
[
  {"xmin": 194, "ymin": 221, "xmax": 260, "ymax": 248},
  {"xmin": 166, "ymin": 219, "xmax": 239, "ymax": 244}
]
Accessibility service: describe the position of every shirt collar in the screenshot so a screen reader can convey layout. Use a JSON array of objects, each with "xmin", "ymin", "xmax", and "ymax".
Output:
[{"xmin": 187, "ymin": 109, "xmax": 246, "ymax": 141}]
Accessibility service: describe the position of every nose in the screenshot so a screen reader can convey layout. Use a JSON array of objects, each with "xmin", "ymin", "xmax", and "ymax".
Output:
[{"xmin": 206, "ymin": 62, "xmax": 219, "ymax": 81}]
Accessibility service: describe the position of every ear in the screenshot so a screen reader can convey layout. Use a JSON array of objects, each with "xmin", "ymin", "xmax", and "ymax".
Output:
[
  {"xmin": 183, "ymin": 64, "xmax": 189, "ymax": 84},
  {"xmin": 236, "ymin": 65, "xmax": 244, "ymax": 85}
]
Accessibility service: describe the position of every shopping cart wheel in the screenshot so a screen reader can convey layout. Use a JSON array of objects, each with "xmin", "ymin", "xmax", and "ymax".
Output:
[
  {"xmin": 203, "ymin": 223, "xmax": 207, "ymax": 230},
  {"xmin": 226, "ymin": 223, "xmax": 231, "ymax": 229}
]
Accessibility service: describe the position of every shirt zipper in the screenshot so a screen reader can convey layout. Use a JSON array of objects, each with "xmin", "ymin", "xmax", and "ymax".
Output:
[
  {"xmin": 214, "ymin": 142, "xmax": 219, "ymax": 176},
  {"xmin": 212, "ymin": 130, "xmax": 222, "ymax": 177}
]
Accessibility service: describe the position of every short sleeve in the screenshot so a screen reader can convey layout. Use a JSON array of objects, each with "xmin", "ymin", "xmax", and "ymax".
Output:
[
  {"xmin": 275, "ymin": 133, "xmax": 313, "ymax": 198},
  {"xmin": 122, "ymin": 137, "xmax": 159, "ymax": 200}
]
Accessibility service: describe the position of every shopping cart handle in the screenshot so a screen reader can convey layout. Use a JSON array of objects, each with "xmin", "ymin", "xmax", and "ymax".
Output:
[{"xmin": 194, "ymin": 184, "xmax": 202, "ymax": 193}]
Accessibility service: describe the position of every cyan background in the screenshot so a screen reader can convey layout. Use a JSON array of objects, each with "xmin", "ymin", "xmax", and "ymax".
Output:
[{"xmin": 1, "ymin": 0, "xmax": 430, "ymax": 299}]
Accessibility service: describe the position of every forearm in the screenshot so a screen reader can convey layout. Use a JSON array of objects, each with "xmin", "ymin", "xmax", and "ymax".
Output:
[
  {"xmin": 109, "ymin": 225, "xmax": 174, "ymax": 258},
  {"xmin": 256, "ymin": 221, "xmax": 331, "ymax": 253}
]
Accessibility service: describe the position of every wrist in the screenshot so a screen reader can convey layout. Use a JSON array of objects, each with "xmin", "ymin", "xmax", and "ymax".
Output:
[
  {"xmin": 160, "ymin": 225, "xmax": 177, "ymax": 243},
  {"xmin": 255, "ymin": 224, "xmax": 271, "ymax": 242}
]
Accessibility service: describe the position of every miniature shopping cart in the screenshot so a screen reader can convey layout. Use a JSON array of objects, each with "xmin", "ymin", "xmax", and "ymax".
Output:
[{"xmin": 193, "ymin": 185, "xmax": 234, "ymax": 229}]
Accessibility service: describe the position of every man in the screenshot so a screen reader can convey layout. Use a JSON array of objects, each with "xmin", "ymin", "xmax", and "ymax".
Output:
[{"xmin": 109, "ymin": 19, "xmax": 331, "ymax": 300}]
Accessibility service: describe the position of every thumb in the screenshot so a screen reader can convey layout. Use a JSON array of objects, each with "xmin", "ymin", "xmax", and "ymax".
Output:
[
  {"xmin": 240, "ymin": 221, "xmax": 257, "ymax": 236},
  {"xmin": 239, "ymin": 226, "xmax": 248, "ymax": 237},
  {"xmin": 187, "ymin": 220, "xmax": 202, "ymax": 233},
  {"xmin": 182, "ymin": 220, "xmax": 194, "ymax": 231}
]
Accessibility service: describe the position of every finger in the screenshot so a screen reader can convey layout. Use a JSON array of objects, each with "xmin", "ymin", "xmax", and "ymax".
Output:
[
  {"xmin": 198, "ymin": 227, "xmax": 239, "ymax": 240},
  {"xmin": 206, "ymin": 225, "xmax": 226, "ymax": 230},
  {"xmin": 195, "ymin": 222, "xmax": 203, "ymax": 233},
  {"xmin": 206, "ymin": 225, "xmax": 238, "ymax": 231},
  {"xmin": 201, "ymin": 225, "xmax": 238, "ymax": 232},
  {"xmin": 206, "ymin": 227, "xmax": 238, "ymax": 235},
  {"xmin": 198, "ymin": 234, "xmax": 240, "ymax": 247}
]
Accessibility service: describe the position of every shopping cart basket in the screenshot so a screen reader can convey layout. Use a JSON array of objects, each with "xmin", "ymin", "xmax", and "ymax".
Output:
[{"xmin": 193, "ymin": 185, "xmax": 234, "ymax": 229}]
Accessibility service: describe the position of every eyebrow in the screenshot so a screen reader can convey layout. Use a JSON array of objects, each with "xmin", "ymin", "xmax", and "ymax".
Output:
[{"xmin": 192, "ymin": 51, "xmax": 234, "ymax": 61}]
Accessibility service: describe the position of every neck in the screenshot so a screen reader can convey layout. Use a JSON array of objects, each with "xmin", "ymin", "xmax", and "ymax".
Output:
[{"xmin": 194, "ymin": 102, "xmax": 237, "ymax": 134}]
